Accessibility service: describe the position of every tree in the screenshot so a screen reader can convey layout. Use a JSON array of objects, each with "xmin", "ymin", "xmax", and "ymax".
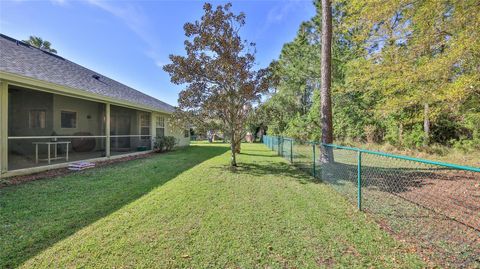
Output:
[
  {"xmin": 320, "ymin": 0, "xmax": 334, "ymax": 163},
  {"xmin": 23, "ymin": 36, "xmax": 57, "ymax": 53},
  {"xmin": 259, "ymin": 0, "xmax": 479, "ymax": 151},
  {"xmin": 164, "ymin": 3, "xmax": 270, "ymax": 167},
  {"xmin": 343, "ymin": 0, "xmax": 480, "ymax": 147},
  {"xmin": 257, "ymin": 1, "xmax": 355, "ymax": 143}
]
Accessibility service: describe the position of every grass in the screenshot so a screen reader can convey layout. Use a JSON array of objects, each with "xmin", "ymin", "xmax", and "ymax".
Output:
[
  {"xmin": 0, "ymin": 142, "xmax": 424, "ymax": 268},
  {"xmin": 270, "ymin": 140, "xmax": 479, "ymax": 267}
]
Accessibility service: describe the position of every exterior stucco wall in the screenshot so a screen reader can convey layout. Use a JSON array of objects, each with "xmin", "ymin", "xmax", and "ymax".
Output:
[
  {"xmin": 52, "ymin": 94, "xmax": 105, "ymax": 136},
  {"xmin": 8, "ymin": 88, "xmax": 54, "ymax": 137},
  {"xmin": 8, "ymin": 88, "xmax": 107, "ymax": 156},
  {"xmin": 166, "ymin": 122, "xmax": 190, "ymax": 147},
  {"xmin": 152, "ymin": 112, "xmax": 190, "ymax": 147},
  {"xmin": 8, "ymin": 88, "xmax": 106, "ymax": 137}
]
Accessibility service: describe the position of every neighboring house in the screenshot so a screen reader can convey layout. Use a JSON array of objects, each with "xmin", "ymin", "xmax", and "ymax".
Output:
[{"xmin": 0, "ymin": 34, "xmax": 189, "ymax": 177}]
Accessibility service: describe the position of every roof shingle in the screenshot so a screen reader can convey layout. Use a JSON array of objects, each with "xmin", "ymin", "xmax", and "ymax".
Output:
[{"xmin": 0, "ymin": 34, "xmax": 174, "ymax": 113}]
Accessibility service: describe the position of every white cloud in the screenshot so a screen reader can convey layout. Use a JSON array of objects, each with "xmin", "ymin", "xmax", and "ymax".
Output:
[
  {"xmin": 86, "ymin": 0, "xmax": 166, "ymax": 68},
  {"xmin": 266, "ymin": 2, "xmax": 295, "ymax": 24},
  {"xmin": 50, "ymin": 0, "xmax": 67, "ymax": 6},
  {"xmin": 255, "ymin": 1, "xmax": 303, "ymax": 39}
]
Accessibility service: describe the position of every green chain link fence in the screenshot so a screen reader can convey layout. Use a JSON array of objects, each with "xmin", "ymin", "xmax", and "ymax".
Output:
[{"xmin": 262, "ymin": 135, "xmax": 480, "ymax": 267}]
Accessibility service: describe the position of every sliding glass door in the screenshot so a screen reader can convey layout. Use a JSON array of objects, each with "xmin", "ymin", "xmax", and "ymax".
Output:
[{"xmin": 110, "ymin": 105, "xmax": 152, "ymax": 156}]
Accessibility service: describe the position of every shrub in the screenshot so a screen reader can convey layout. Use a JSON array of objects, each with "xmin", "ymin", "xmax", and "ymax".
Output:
[
  {"xmin": 154, "ymin": 136, "xmax": 177, "ymax": 153},
  {"xmin": 164, "ymin": 136, "xmax": 176, "ymax": 151},
  {"xmin": 403, "ymin": 124, "xmax": 425, "ymax": 148},
  {"xmin": 452, "ymin": 138, "xmax": 480, "ymax": 153},
  {"xmin": 363, "ymin": 124, "xmax": 383, "ymax": 143}
]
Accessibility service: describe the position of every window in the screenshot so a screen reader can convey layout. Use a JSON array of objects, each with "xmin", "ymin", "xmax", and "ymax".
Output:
[
  {"xmin": 140, "ymin": 113, "xmax": 150, "ymax": 127},
  {"xmin": 139, "ymin": 113, "xmax": 150, "ymax": 139},
  {"xmin": 184, "ymin": 129, "xmax": 190, "ymax": 138},
  {"xmin": 141, "ymin": 127, "xmax": 150, "ymax": 136},
  {"xmin": 156, "ymin": 128, "xmax": 165, "ymax": 137},
  {"xmin": 61, "ymin": 111, "xmax": 77, "ymax": 128},
  {"xmin": 29, "ymin": 110, "xmax": 46, "ymax": 129},
  {"xmin": 156, "ymin": 116, "xmax": 165, "ymax": 137},
  {"xmin": 156, "ymin": 116, "xmax": 164, "ymax": 128}
]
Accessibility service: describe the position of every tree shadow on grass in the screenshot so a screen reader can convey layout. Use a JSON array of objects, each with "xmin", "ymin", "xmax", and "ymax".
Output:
[
  {"xmin": 211, "ymin": 158, "xmax": 317, "ymax": 184},
  {"xmin": 0, "ymin": 145, "xmax": 229, "ymax": 268},
  {"xmin": 238, "ymin": 152, "xmax": 277, "ymax": 157},
  {"xmin": 240, "ymin": 148, "xmax": 275, "ymax": 153}
]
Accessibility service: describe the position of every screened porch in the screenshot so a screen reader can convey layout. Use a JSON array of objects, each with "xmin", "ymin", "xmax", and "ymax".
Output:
[{"xmin": 7, "ymin": 86, "xmax": 152, "ymax": 171}]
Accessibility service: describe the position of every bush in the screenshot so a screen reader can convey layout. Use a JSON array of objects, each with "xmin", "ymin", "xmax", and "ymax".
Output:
[
  {"xmin": 383, "ymin": 118, "xmax": 401, "ymax": 146},
  {"xmin": 403, "ymin": 124, "xmax": 425, "ymax": 148},
  {"xmin": 154, "ymin": 136, "xmax": 177, "ymax": 153},
  {"xmin": 164, "ymin": 136, "xmax": 176, "ymax": 151},
  {"xmin": 363, "ymin": 124, "xmax": 383, "ymax": 143},
  {"xmin": 452, "ymin": 138, "xmax": 480, "ymax": 153}
]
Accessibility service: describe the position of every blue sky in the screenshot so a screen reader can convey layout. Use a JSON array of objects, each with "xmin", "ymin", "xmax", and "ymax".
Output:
[{"xmin": 0, "ymin": 0, "xmax": 316, "ymax": 105}]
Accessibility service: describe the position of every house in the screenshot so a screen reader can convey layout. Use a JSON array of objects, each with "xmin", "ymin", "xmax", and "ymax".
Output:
[{"xmin": 0, "ymin": 34, "xmax": 189, "ymax": 177}]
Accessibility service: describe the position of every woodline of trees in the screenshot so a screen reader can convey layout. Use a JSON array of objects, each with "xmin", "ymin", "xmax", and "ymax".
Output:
[
  {"xmin": 169, "ymin": 0, "xmax": 478, "ymax": 166},
  {"xmin": 255, "ymin": 0, "xmax": 480, "ymax": 152}
]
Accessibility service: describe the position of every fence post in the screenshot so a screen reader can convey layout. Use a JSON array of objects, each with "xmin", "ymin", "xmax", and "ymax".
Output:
[
  {"xmin": 277, "ymin": 136, "xmax": 281, "ymax": 156},
  {"xmin": 290, "ymin": 139, "xmax": 293, "ymax": 163},
  {"xmin": 281, "ymin": 137, "xmax": 284, "ymax": 156},
  {"xmin": 312, "ymin": 143, "xmax": 316, "ymax": 178},
  {"xmin": 357, "ymin": 150, "xmax": 362, "ymax": 211}
]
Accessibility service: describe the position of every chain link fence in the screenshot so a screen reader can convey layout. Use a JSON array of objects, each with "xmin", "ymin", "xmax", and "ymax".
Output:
[{"xmin": 262, "ymin": 135, "xmax": 480, "ymax": 267}]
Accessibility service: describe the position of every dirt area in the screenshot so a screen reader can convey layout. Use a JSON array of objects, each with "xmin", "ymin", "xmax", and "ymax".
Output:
[
  {"xmin": 361, "ymin": 168, "xmax": 480, "ymax": 267},
  {"xmin": 395, "ymin": 170, "xmax": 480, "ymax": 230},
  {"xmin": 320, "ymin": 159, "xmax": 480, "ymax": 267},
  {"xmin": 360, "ymin": 167, "xmax": 480, "ymax": 230}
]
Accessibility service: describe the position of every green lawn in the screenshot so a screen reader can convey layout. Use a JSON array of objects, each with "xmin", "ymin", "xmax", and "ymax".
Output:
[{"xmin": 0, "ymin": 143, "xmax": 423, "ymax": 268}]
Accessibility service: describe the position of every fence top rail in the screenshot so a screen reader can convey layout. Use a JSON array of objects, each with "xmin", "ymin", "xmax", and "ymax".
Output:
[
  {"xmin": 268, "ymin": 136, "xmax": 294, "ymax": 141},
  {"xmin": 322, "ymin": 143, "xmax": 480, "ymax": 173},
  {"xmin": 263, "ymin": 136, "xmax": 479, "ymax": 172}
]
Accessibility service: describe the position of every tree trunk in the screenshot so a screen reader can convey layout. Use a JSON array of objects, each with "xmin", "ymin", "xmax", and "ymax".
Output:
[
  {"xmin": 235, "ymin": 140, "xmax": 241, "ymax": 153},
  {"xmin": 230, "ymin": 132, "xmax": 237, "ymax": 167},
  {"xmin": 320, "ymin": 0, "xmax": 334, "ymax": 163},
  {"xmin": 423, "ymin": 103, "xmax": 430, "ymax": 146},
  {"xmin": 399, "ymin": 122, "xmax": 403, "ymax": 145}
]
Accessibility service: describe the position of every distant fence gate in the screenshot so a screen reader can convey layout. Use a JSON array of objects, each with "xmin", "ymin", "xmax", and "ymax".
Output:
[{"xmin": 262, "ymin": 135, "xmax": 480, "ymax": 267}]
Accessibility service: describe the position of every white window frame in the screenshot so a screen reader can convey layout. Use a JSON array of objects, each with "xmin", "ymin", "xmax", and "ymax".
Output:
[
  {"xmin": 156, "ymin": 116, "xmax": 165, "ymax": 128},
  {"xmin": 156, "ymin": 115, "xmax": 165, "ymax": 137},
  {"xmin": 139, "ymin": 112, "xmax": 150, "ymax": 140}
]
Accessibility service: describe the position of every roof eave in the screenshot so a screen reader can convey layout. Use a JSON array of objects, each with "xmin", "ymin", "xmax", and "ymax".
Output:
[{"xmin": 0, "ymin": 71, "xmax": 173, "ymax": 115}]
